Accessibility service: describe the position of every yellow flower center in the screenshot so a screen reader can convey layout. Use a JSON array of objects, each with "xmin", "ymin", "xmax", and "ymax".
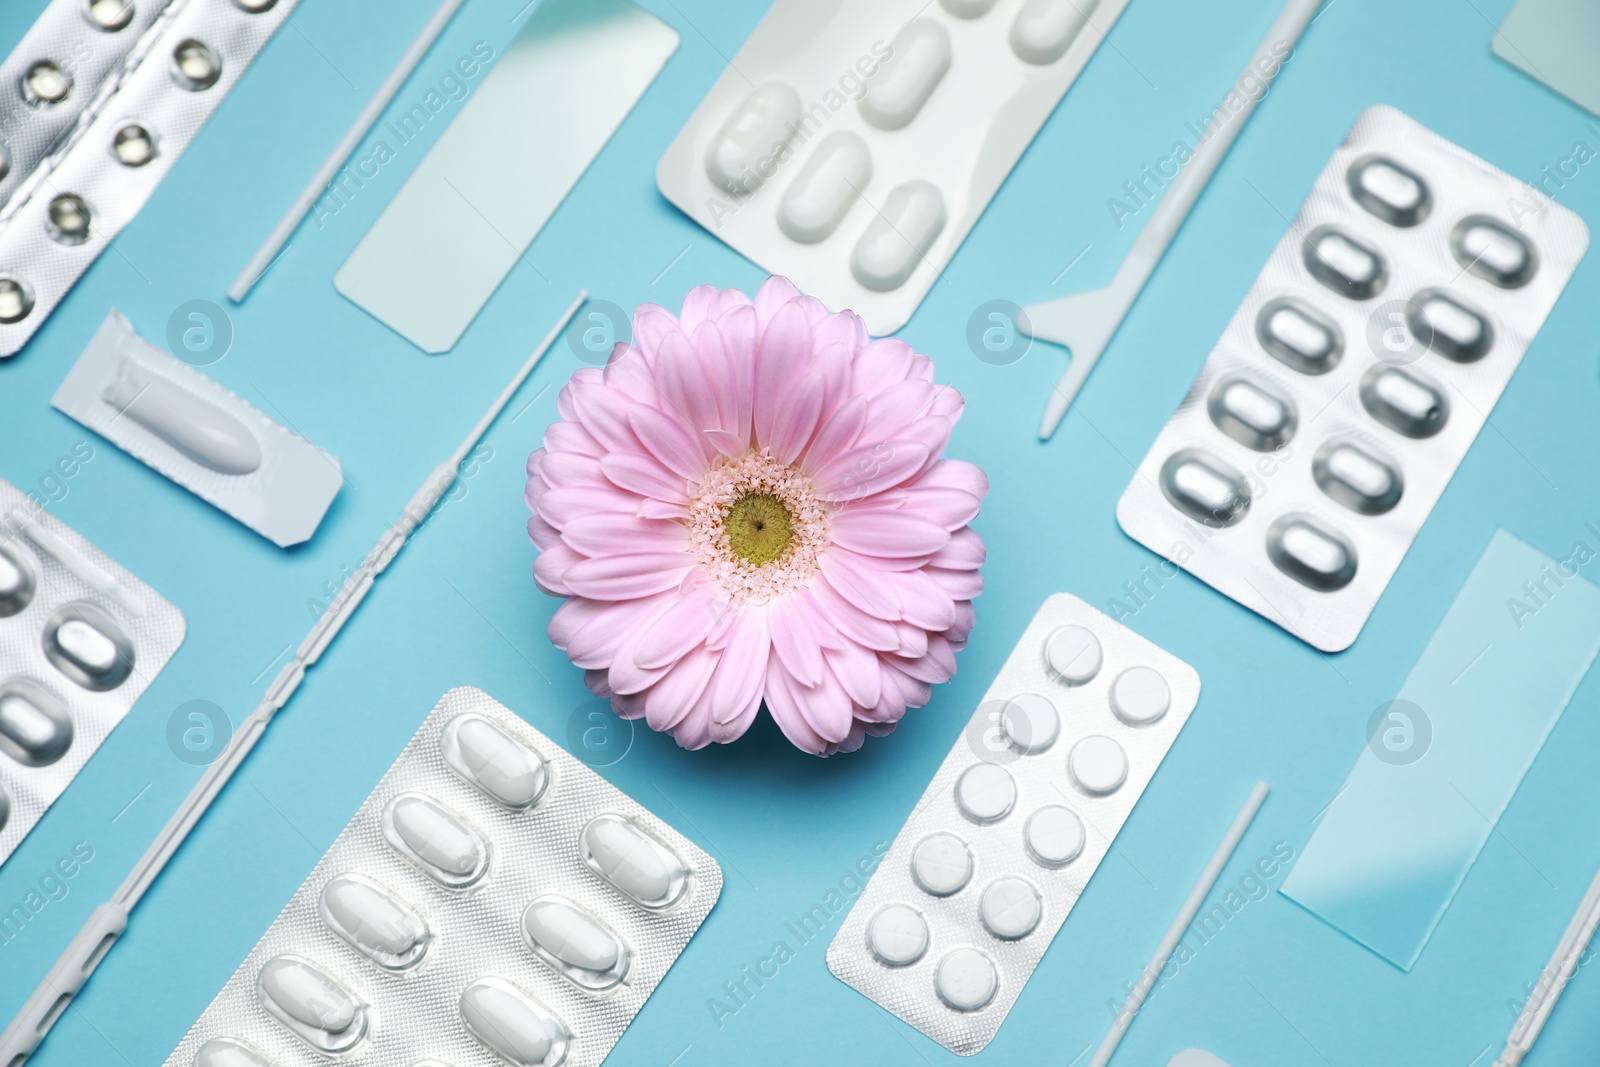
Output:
[{"xmin": 724, "ymin": 492, "xmax": 794, "ymax": 566}]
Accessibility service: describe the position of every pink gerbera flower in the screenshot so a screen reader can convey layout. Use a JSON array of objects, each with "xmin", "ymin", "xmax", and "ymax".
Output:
[{"xmin": 525, "ymin": 278, "xmax": 986, "ymax": 755}]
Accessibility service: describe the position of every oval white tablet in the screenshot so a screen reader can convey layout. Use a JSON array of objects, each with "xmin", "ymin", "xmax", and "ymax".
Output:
[
  {"xmin": 319, "ymin": 874, "xmax": 429, "ymax": 970},
  {"xmin": 459, "ymin": 978, "xmax": 569, "ymax": 1067},
  {"xmin": 383, "ymin": 794, "xmax": 488, "ymax": 887},
  {"xmin": 1044, "ymin": 624, "xmax": 1101, "ymax": 684},
  {"xmin": 1109, "ymin": 666, "xmax": 1170, "ymax": 726},
  {"xmin": 860, "ymin": 21, "xmax": 950, "ymax": 130},
  {"xmin": 980, "ymin": 876, "xmax": 1042, "ymax": 940},
  {"xmin": 999, "ymin": 693, "xmax": 1059, "ymax": 754},
  {"xmin": 911, "ymin": 832, "xmax": 973, "ymax": 896},
  {"xmin": 1025, "ymin": 805, "xmax": 1086, "ymax": 868},
  {"xmin": 867, "ymin": 904, "xmax": 929, "ymax": 967},
  {"xmin": 1010, "ymin": 0, "xmax": 1098, "ymax": 65},
  {"xmin": 704, "ymin": 81, "xmax": 802, "ymax": 195},
  {"xmin": 102, "ymin": 359, "xmax": 263, "ymax": 475},
  {"xmin": 777, "ymin": 131, "xmax": 871, "ymax": 243},
  {"xmin": 935, "ymin": 947, "xmax": 998, "ymax": 1011},
  {"xmin": 581, "ymin": 813, "xmax": 689, "ymax": 910},
  {"xmin": 851, "ymin": 179, "xmax": 946, "ymax": 291},
  {"xmin": 257, "ymin": 956, "xmax": 365, "ymax": 1052},
  {"xmin": 194, "ymin": 1037, "xmax": 273, "ymax": 1067},
  {"xmin": 522, "ymin": 896, "xmax": 628, "ymax": 989},
  {"xmin": 954, "ymin": 762, "xmax": 1016, "ymax": 824},
  {"xmin": 442, "ymin": 714, "xmax": 548, "ymax": 809},
  {"xmin": 1069, "ymin": 736, "xmax": 1128, "ymax": 795}
]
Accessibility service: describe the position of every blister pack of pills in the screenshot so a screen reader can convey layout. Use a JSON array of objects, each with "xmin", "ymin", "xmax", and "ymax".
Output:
[
  {"xmin": 827, "ymin": 594, "xmax": 1199, "ymax": 1055},
  {"xmin": 0, "ymin": 0, "xmax": 298, "ymax": 357},
  {"xmin": 656, "ymin": 0, "xmax": 1131, "ymax": 335},
  {"xmin": 162, "ymin": 686, "xmax": 722, "ymax": 1067},
  {"xmin": 1116, "ymin": 105, "xmax": 1589, "ymax": 652},
  {"xmin": 0, "ymin": 475, "xmax": 185, "ymax": 865},
  {"xmin": 53, "ymin": 309, "xmax": 344, "ymax": 548}
]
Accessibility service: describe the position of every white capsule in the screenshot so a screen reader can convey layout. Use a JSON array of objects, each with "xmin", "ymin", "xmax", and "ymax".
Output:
[
  {"xmin": 778, "ymin": 131, "xmax": 871, "ymax": 243},
  {"xmin": 1207, "ymin": 376, "xmax": 1296, "ymax": 451},
  {"xmin": 383, "ymin": 793, "xmax": 489, "ymax": 888},
  {"xmin": 851, "ymin": 180, "xmax": 946, "ymax": 291},
  {"xmin": 0, "ymin": 683, "xmax": 73, "ymax": 767},
  {"xmin": 867, "ymin": 904, "xmax": 929, "ymax": 967},
  {"xmin": 703, "ymin": 81, "xmax": 802, "ymax": 195},
  {"xmin": 0, "ymin": 276, "xmax": 32, "ymax": 323},
  {"xmin": 581, "ymin": 814, "xmax": 688, "ymax": 909},
  {"xmin": 1347, "ymin": 156, "xmax": 1430, "ymax": 227},
  {"xmin": 522, "ymin": 896, "xmax": 629, "ymax": 990},
  {"xmin": 102, "ymin": 359, "xmax": 262, "ymax": 475},
  {"xmin": 460, "ymin": 978, "xmax": 569, "ymax": 1067},
  {"xmin": 193, "ymin": 1037, "xmax": 273, "ymax": 1067},
  {"xmin": 1011, "ymin": 0, "xmax": 1100, "ymax": 65},
  {"xmin": 1409, "ymin": 288, "xmax": 1491, "ymax": 362},
  {"xmin": 442, "ymin": 714, "xmax": 548, "ymax": 809},
  {"xmin": 860, "ymin": 21, "xmax": 950, "ymax": 130},
  {"xmin": 256, "ymin": 956, "xmax": 365, "ymax": 1053},
  {"xmin": 319, "ymin": 874, "xmax": 430, "ymax": 970}
]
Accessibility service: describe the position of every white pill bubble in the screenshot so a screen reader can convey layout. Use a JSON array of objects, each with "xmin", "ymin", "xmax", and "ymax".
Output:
[
  {"xmin": 1109, "ymin": 666, "xmax": 1170, "ymax": 726},
  {"xmin": 777, "ymin": 131, "xmax": 871, "ymax": 243},
  {"xmin": 860, "ymin": 20, "xmax": 950, "ymax": 130},
  {"xmin": 319, "ymin": 874, "xmax": 429, "ymax": 970},
  {"xmin": 442, "ymin": 714, "xmax": 548, "ymax": 809},
  {"xmin": 1069, "ymin": 736, "xmax": 1128, "ymax": 795},
  {"xmin": 383, "ymin": 794, "xmax": 488, "ymax": 887},
  {"xmin": 581, "ymin": 813, "xmax": 689, "ymax": 909},
  {"xmin": 1010, "ymin": 0, "xmax": 1098, "ymax": 65},
  {"xmin": 703, "ymin": 81, "xmax": 802, "ymax": 195},
  {"xmin": 940, "ymin": 0, "xmax": 998, "ymax": 15},
  {"xmin": 980, "ymin": 876, "xmax": 1042, "ymax": 940},
  {"xmin": 999, "ymin": 693, "xmax": 1059, "ymax": 754},
  {"xmin": 523, "ymin": 895, "xmax": 629, "ymax": 990},
  {"xmin": 194, "ymin": 1037, "xmax": 273, "ymax": 1067},
  {"xmin": 1044, "ymin": 624, "xmax": 1101, "ymax": 684},
  {"xmin": 935, "ymin": 947, "xmax": 998, "ymax": 1011},
  {"xmin": 911, "ymin": 832, "xmax": 973, "ymax": 896},
  {"xmin": 867, "ymin": 904, "xmax": 929, "ymax": 967},
  {"xmin": 257, "ymin": 956, "xmax": 365, "ymax": 1053},
  {"xmin": 459, "ymin": 978, "xmax": 569, "ymax": 1067},
  {"xmin": 851, "ymin": 179, "xmax": 946, "ymax": 291},
  {"xmin": 1024, "ymin": 805, "xmax": 1085, "ymax": 868},
  {"xmin": 955, "ymin": 762, "xmax": 1016, "ymax": 824}
]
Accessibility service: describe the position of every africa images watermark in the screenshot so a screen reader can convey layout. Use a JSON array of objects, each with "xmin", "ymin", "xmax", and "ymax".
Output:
[{"xmin": 0, "ymin": 840, "xmax": 95, "ymax": 949}]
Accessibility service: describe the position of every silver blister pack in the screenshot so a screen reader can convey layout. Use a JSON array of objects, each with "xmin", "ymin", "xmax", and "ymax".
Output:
[
  {"xmin": 827, "ymin": 594, "xmax": 1199, "ymax": 1055},
  {"xmin": 0, "ymin": 475, "xmax": 186, "ymax": 865},
  {"xmin": 1116, "ymin": 105, "xmax": 1589, "ymax": 652},
  {"xmin": 0, "ymin": 0, "xmax": 299, "ymax": 357},
  {"xmin": 161, "ymin": 686, "xmax": 723, "ymax": 1067}
]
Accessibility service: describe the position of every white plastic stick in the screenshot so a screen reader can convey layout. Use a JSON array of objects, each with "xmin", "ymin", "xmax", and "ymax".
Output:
[
  {"xmin": 1494, "ymin": 859, "xmax": 1600, "ymax": 1067},
  {"xmin": 226, "ymin": 0, "xmax": 465, "ymax": 302},
  {"xmin": 1089, "ymin": 781, "xmax": 1270, "ymax": 1067},
  {"xmin": 1027, "ymin": 0, "xmax": 1320, "ymax": 440},
  {"xmin": 0, "ymin": 293, "xmax": 587, "ymax": 1067}
]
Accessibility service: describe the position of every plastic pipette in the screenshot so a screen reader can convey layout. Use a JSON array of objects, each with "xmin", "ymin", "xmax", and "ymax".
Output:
[
  {"xmin": 0, "ymin": 292, "xmax": 587, "ymax": 1066},
  {"xmin": 1494, "ymin": 858, "xmax": 1600, "ymax": 1066}
]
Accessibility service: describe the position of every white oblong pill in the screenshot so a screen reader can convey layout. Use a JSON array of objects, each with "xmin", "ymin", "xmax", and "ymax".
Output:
[
  {"xmin": 851, "ymin": 180, "xmax": 947, "ymax": 291},
  {"xmin": 955, "ymin": 762, "xmax": 1016, "ymax": 824},
  {"xmin": 1045, "ymin": 624, "xmax": 1101, "ymax": 684},
  {"xmin": 860, "ymin": 21, "xmax": 951, "ymax": 130},
  {"xmin": 194, "ymin": 1037, "xmax": 273, "ymax": 1067},
  {"xmin": 999, "ymin": 693, "xmax": 1059, "ymax": 755},
  {"xmin": 460, "ymin": 978, "xmax": 569, "ymax": 1067},
  {"xmin": 778, "ymin": 131, "xmax": 871, "ymax": 243},
  {"xmin": 979, "ymin": 876, "xmax": 1042, "ymax": 940},
  {"xmin": 383, "ymin": 794, "xmax": 488, "ymax": 887},
  {"xmin": 522, "ymin": 896, "xmax": 626, "ymax": 985},
  {"xmin": 1069, "ymin": 735, "xmax": 1128, "ymax": 795},
  {"xmin": 911, "ymin": 832, "xmax": 973, "ymax": 896},
  {"xmin": 442, "ymin": 714, "xmax": 548, "ymax": 810},
  {"xmin": 101, "ymin": 359, "xmax": 262, "ymax": 475},
  {"xmin": 320, "ymin": 874, "xmax": 429, "ymax": 970},
  {"xmin": 704, "ymin": 81, "xmax": 802, "ymax": 195},
  {"xmin": 941, "ymin": 0, "xmax": 998, "ymax": 15},
  {"xmin": 1010, "ymin": 0, "xmax": 1099, "ymax": 65},
  {"xmin": 581, "ymin": 813, "xmax": 689, "ymax": 909},
  {"xmin": 935, "ymin": 947, "xmax": 998, "ymax": 1011},
  {"xmin": 0, "ymin": 682, "xmax": 73, "ymax": 767},
  {"xmin": 1109, "ymin": 666, "xmax": 1170, "ymax": 726},
  {"xmin": 257, "ymin": 956, "xmax": 364, "ymax": 1052},
  {"xmin": 867, "ymin": 904, "xmax": 929, "ymax": 967},
  {"xmin": 1025, "ymin": 805, "xmax": 1085, "ymax": 868}
]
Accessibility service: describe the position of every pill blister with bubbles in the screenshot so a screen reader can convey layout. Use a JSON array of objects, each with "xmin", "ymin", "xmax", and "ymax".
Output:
[
  {"xmin": 655, "ymin": 0, "xmax": 1133, "ymax": 335},
  {"xmin": 0, "ymin": 476, "xmax": 185, "ymax": 867},
  {"xmin": 162, "ymin": 687, "xmax": 722, "ymax": 1067},
  {"xmin": 827, "ymin": 594, "xmax": 1199, "ymax": 1055},
  {"xmin": 0, "ymin": 0, "xmax": 299, "ymax": 358},
  {"xmin": 1117, "ymin": 106, "xmax": 1589, "ymax": 652}
]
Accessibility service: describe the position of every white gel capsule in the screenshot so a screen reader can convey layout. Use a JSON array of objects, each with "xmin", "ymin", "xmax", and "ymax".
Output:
[
  {"xmin": 1044, "ymin": 624, "xmax": 1101, "ymax": 684},
  {"xmin": 1010, "ymin": 0, "xmax": 1099, "ymax": 65},
  {"xmin": 1257, "ymin": 298, "xmax": 1342, "ymax": 374},
  {"xmin": 911, "ymin": 832, "xmax": 972, "ymax": 896},
  {"xmin": 45, "ymin": 605, "xmax": 133, "ymax": 690},
  {"xmin": 442, "ymin": 714, "xmax": 548, "ymax": 809},
  {"xmin": 0, "ymin": 682, "xmax": 73, "ymax": 767},
  {"xmin": 1159, "ymin": 450, "xmax": 1250, "ymax": 528},
  {"xmin": 860, "ymin": 21, "xmax": 950, "ymax": 130},
  {"xmin": 1347, "ymin": 156, "xmax": 1430, "ymax": 227},
  {"xmin": 955, "ymin": 762, "xmax": 1016, "ymax": 824},
  {"xmin": 102, "ymin": 360, "xmax": 262, "ymax": 475},
  {"xmin": 1266, "ymin": 515, "xmax": 1357, "ymax": 592},
  {"xmin": 193, "ymin": 1037, "xmax": 273, "ymax": 1067},
  {"xmin": 703, "ymin": 81, "xmax": 802, "ymax": 195},
  {"xmin": 319, "ymin": 874, "xmax": 430, "ymax": 970},
  {"xmin": 1452, "ymin": 216, "xmax": 1536, "ymax": 288},
  {"xmin": 256, "ymin": 956, "xmax": 365, "ymax": 1053},
  {"xmin": 867, "ymin": 904, "xmax": 929, "ymax": 966},
  {"xmin": 1069, "ymin": 736, "xmax": 1127, "ymax": 795},
  {"xmin": 581, "ymin": 813, "xmax": 689, "ymax": 909},
  {"xmin": 383, "ymin": 794, "xmax": 489, "ymax": 888},
  {"xmin": 1360, "ymin": 365, "xmax": 1448, "ymax": 438},
  {"xmin": 999, "ymin": 693, "xmax": 1059, "ymax": 755},
  {"xmin": 778, "ymin": 131, "xmax": 871, "ymax": 243},
  {"xmin": 980, "ymin": 876, "xmax": 1042, "ymax": 940},
  {"xmin": 1024, "ymin": 805, "xmax": 1085, "ymax": 868},
  {"xmin": 1313, "ymin": 440, "xmax": 1402, "ymax": 515},
  {"xmin": 522, "ymin": 895, "xmax": 629, "ymax": 990},
  {"xmin": 1303, "ymin": 227, "xmax": 1386, "ymax": 299},
  {"xmin": 0, "ymin": 544, "xmax": 34, "ymax": 616},
  {"xmin": 935, "ymin": 947, "xmax": 998, "ymax": 1011},
  {"xmin": 1109, "ymin": 666, "xmax": 1170, "ymax": 726},
  {"xmin": 851, "ymin": 180, "xmax": 946, "ymax": 291},
  {"xmin": 460, "ymin": 978, "xmax": 569, "ymax": 1067}
]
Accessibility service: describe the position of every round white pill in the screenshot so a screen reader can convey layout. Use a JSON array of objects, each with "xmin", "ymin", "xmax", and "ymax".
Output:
[
  {"xmin": 935, "ymin": 948, "xmax": 998, "ymax": 1012},
  {"xmin": 866, "ymin": 904, "xmax": 929, "ymax": 967},
  {"xmin": 980, "ymin": 876, "xmax": 1043, "ymax": 940},
  {"xmin": 999, "ymin": 693, "xmax": 1059, "ymax": 755},
  {"xmin": 955, "ymin": 763, "xmax": 1016, "ymax": 824},
  {"xmin": 1024, "ymin": 805, "xmax": 1086, "ymax": 868},
  {"xmin": 911, "ymin": 832, "xmax": 973, "ymax": 896},
  {"xmin": 1109, "ymin": 666, "xmax": 1171, "ymax": 726},
  {"xmin": 1069, "ymin": 736, "xmax": 1128, "ymax": 796},
  {"xmin": 1045, "ymin": 624, "xmax": 1102, "ymax": 684}
]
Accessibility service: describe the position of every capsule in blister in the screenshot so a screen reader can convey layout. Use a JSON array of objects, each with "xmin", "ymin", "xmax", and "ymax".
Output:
[
  {"xmin": 851, "ymin": 180, "xmax": 946, "ymax": 292},
  {"xmin": 1257, "ymin": 297, "xmax": 1342, "ymax": 374},
  {"xmin": 170, "ymin": 39, "xmax": 222, "ymax": 91},
  {"xmin": 703, "ymin": 82, "xmax": 801, "ymax": 195},
  {"xmin": 521, "ymin": 895, "xmax": 631, "ymax": 991},
  {"xmin": 0, "ymin": 783, "xmax": 9, "ymax": 831},
  {"xmin": 1266, "ymin": 514, "xmax": 1357, "ymax": 591},
  {"xmin": 0, "ymin": 681, "xmax": 73, "ymax": 767},
  {"xmin": 1159, "ymin": 449, "xmax": 1250, "ymax": 528},
  {"xmin": 860, "ymin": 20, "xmax": 950, "ymax": 130},
  {"xmin": 1303, "ymin": 227, "xmax": 1386, "ymax": 299},
  {"xmin": 112, "ymin": 123, "xmax": 158, "ymax": 167},
  {"xmin": 86, "ymin": 0, "xmax": 137, "ymax": 32},
  {"xmin": 23, "ymin": 60, "xmax": 72, "ymax": 105},
  {"xmin": 193, "ymin": 1037, "xmax": 273, "ymax": 1067},
  {"xmin": 1408, "ymin": 289, "xmax": 1492, "ymax": 363},
  {"xmin": 0, "ymin": 543, "xmax": 34, "ymax": 617},
  {"xmin": 319, "ymin": 873, "xmax": 430, "ymax": 970},
  {"xmin": 1207, "ymin": 375, "xmax": 1296, "ymax": 451},
  {"xmin": 1452, "ymin": 216, "xmax": 1537, "ymax": 289},
  {"xmin": 1010, "ymin": 0, "xmax": 1096, "ymax": 65},
  {"xmin": 460, "ymin": 977, "xmax": 570, "ymax": 1067},
  {"xmin": 1346, "ymin": 156, "xmax": 1430, "ymax": 227},
  {"xmin": 382, "ymin": 793, "xmax": 490, "ymax": 888},
  {"xmin": 1313, "ymin": 440, "xmax": 1403, "ymax": 515},
  {"xmin": 256, "ymin": 955, "xmax": 367, "ymax": 1054},
  {"xmin": 581, "ymin": 813, "xmax": 689, "ymax": 909},
  {"xmin": 778, "ymin": 131, "xmax": 871, "ymax": 243},
  {"xmin": 0, "ymin": 277, "xmax": 34, "ymax": 324},
  {"xmin": 44, "ymin": 603, "xmax": 134, "ymax": 690},
  {"xmin": 441, "ymin": 713, "xmax": 548, "ymax": 810},
  {"xmin": 1360, "ymin": 364, "xmax": 1448, "ymax": 438},
  {"xmin": 940, "ymin": 0, "xmax": 999, "ymax": 15},
  {"xmin": 46, "ymin": 194, "xmax": 92, "ymax": 246}
]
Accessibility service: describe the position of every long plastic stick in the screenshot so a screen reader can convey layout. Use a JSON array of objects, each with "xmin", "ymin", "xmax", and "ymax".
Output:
[
  {"xmin": 226, "ymin": 0, "xmax": 466, "ymax": 302},
  {"xmin": 1494, "ymin": 859, "xmax": 1600, "ymax": 1066},
  {"xmin": 0, "ymin": 292, "xmax": 586, "ymax": 1067},
  {"xmin": 1089, "ymin": 781, "xmax": 1270, "ymax": 1067}
]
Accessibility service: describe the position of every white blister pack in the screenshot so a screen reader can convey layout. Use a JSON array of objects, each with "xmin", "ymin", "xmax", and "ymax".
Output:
[
  {"xmin": 162, "ymin": 686, "xmax": 722, "ymax": 1067},
  {"xmin": 0, "ymin": 0, "xmax": 299, "ymax": 357},
  {"xmin": 656, "ymin": 0, "xmax": 1131, "ymax": 335},
  {"xmin": 0, "ymin": 476, "xmax": 185, "ymax": 865},
  {"xmin": 52, "ymin": 309, "xmax": 343, "ymax": 548},
  {"xmin": 827, "ymin": 594, "xmax": 1199, "ymax": 1055},
  {"xmin": 1117, "ymin": 105, "xmax": 1589, "ymax": 652}
]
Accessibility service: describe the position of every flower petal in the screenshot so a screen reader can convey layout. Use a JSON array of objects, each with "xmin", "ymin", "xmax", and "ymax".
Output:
[
  {"xmin": 564, "ymin": 554, "xmax": 695, "ymax": 599},
  {"xmin": 811, "ymin": 440, "xmax": 929, "ymax": 502},
  {"xmin": 537, "ymin": 486, "xmax": 640, "ymax": 528},
  {"xmin": 831, "ymin": 509, "xmax": 950, "ymax": 557},
  {"xmin": 826, "ymin": 641, "xmax": 882, "ymax": 710},
  {"xmin": 752, "ymin": 300, "xmax": 813, "ymax": 448},
  {"xmin": 769, "ymin": 593, "xmax": 826, "ymax": 687},
  {"xmin": 559, "ymin": 515, "xmax": 687, "ymax": 558},
  {"xmin": 633, "ymin": 584, "xmax": 727, "ymax": 670},
  {"xmin": 600, "ymin": 452, "xmax": 690, "ymax": 502},
  {"xmin": 628, "ymin": 403, "xmax": 711, "ymax": 480},
  {"xmin": 642, "ymin": 646, "xmax": 717, "ymax": 732},
  {"xmin": 706, "ymin": 606, "xmax": 769, "ymax": 726},
  {"xmin": 532, "ymin": 544, "xmax": 582, "ymax": 596},
  {"xmin": 766, "ymin": 371, "xmax": 825, "ymax": 465},
  {"xmin": 820, "ymin": 549, "xmax": 903, "ymax": 622}
]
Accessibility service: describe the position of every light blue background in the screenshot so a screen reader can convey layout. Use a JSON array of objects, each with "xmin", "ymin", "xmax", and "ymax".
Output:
[{"xmin": 1, "ymin": 0, "xmax": 1598, "ymax": 1064}]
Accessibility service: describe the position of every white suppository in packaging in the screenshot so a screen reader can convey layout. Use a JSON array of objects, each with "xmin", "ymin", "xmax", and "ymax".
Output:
[
  {"xmin": 827, "ymin": 595, "xmax": 1199, "ymax": 1055},
  {"xmin": 656, "ymin": 0, "xmax": 1131, "ymax": 335},
  {"xmin": 1117, "ymin": 106, "xmax": 1589, "ymax": 652},
  {"xmin": 162, "ymin": 686, "xmax": 722, "ymax": 1067},
  {"xmin": 52, "ymin": 309, "xmax": 343, "ymax": 548},
  {"xmin": 0, "ymin": 476, "xmax": 185, "ymax": 866}
]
